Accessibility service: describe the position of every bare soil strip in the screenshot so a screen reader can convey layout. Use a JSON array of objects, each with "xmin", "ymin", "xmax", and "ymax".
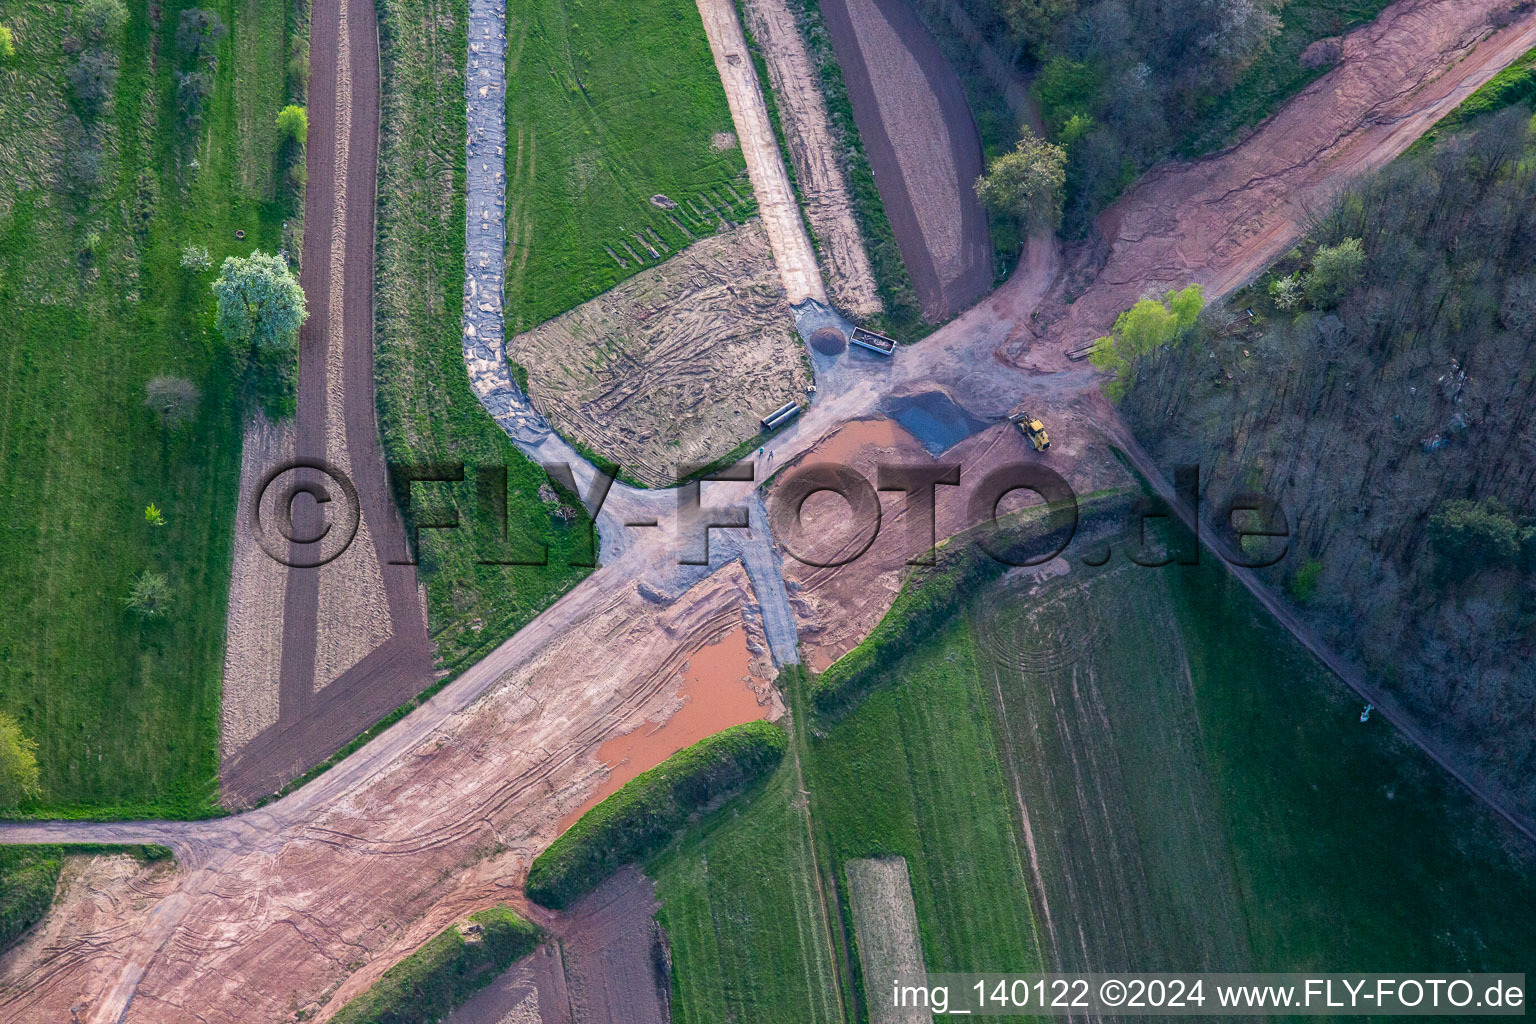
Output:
[
  {"xmin": 815, "ymin": 0, "xmax": 991, "ymax": 321},
  {"xmin": 742, "ymin": 0, "xmax": 883, "ymax": 316},
  {"xmin": 845, "ymin": 858, "xmax": 931, "ymax": 1024},
  {"xmin": 219, "ymin": 0, "xmax": 434, "ymax": 807},
  {"xmin": 221, "ymin": 414, "xmax": 295, "ymax": 757},
  {"xmin": 695, "ymin": 0, "xmax": 829, "ymax": 305}
]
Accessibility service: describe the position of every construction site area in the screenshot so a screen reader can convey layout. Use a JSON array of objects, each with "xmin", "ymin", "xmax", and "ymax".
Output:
[
  {"xmin": 2, "ymin": 0, "xmax": 1536, "ymax": 1022},
  {"xmin": 507, "ymin": 221, "xmax": 812, "ymax": 487}
]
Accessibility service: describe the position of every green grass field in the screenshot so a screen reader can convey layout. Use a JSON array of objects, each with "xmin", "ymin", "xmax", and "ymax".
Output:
[
  {"xmin": 978, "ymin": 543, "xmax": 1536, "ymax": 976},
  {"xmin": 652, "ymin": 765, "xmax": 847, "ymax": 1024},
  {"xmin": 653, "ymin": 528, "xmax": 1536, "ymax": 1017},
  {"xmin": 502, "ymin": 0, "xmax": 754, "ymax": 332},
  {"xmin": 376, "ymin": 0, "xmax": 593, "ymax": 672},
  {"xmin": 0, "ymin": 0, "xmax": 295, "ymax": 817}
]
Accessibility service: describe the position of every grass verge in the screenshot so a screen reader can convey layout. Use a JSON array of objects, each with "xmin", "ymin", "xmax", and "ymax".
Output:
[
  {"xmin": 330, "ymin": 905, "xmax": 543, "ymax": 1024},
  {"xmin": 374, "ymin": 0, "xmax": 593, "ymax": 673}
]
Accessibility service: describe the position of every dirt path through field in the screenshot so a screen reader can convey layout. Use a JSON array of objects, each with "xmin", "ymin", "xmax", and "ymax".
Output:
[
  {"xmin": 696, "ymin": 0, "xmax": 827, "ymax": 305},
  {"xmin": 742, "ymin": 0, "xmax": 882, "ymax": 315},
  {"xmin": 218, "ymin": 0, "xmax": 434, "ymax": 806},
  {"xmin": 3, "ymin": 1, "xmax": 1536, "ymax": 1018}
]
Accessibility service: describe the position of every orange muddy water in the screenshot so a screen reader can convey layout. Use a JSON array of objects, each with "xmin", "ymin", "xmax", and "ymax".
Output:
[{"xmin": 559, "ymin": 626, "xmax": 766, "ymax": 830}]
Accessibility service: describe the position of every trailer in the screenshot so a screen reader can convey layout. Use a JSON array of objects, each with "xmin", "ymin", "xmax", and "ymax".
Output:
[
  {"xmin": 761, "ymin": 401, "xmax": 802, "ymax": 432},
  {"xmin": 850, "ymin": 326, "xmax": 896, "ymax": 355}
]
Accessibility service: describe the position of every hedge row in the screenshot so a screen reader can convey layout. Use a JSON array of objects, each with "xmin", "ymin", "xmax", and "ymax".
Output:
[
  {"xmin": 810, "ymin": 489, "xmax": 1136, "ymax": 716},
  {"xmin": 0, "ymin": 844, "xmax": 173, "ymax": 953},
  {"xmin": 526, "ymin": 721, "xmax": 787, "ymax": 909},
  {"xmin": 0, "ymin": 846, "xmax": 63, "ymax": 952},
  {"xmin": 330, "ymin": 905, "xmax": 543, "ymax": 1024}
]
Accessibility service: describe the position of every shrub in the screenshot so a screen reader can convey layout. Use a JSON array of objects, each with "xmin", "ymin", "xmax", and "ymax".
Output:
[
  {"xmin": 526, "ymin": 721, "xmax": 787, "ymax": 909},
  {"xmin": 1268, "ymin": 273, "xmax": 1302, "ymax": 310},
  {"xmin": 78, "ymin": 0, "xmax": 127, "ymax": 41},
  {"xmin": 175, "ymin": 8, "xmax": 226, "ymax": 63},
  {"xmin": 1289, "ymin": 557, "xmax": 1324, "ymax": 604},
  {"xmin": 1305, "ymin": 237, "xmax": 1366, "ymax": 308},
  {"xmin": 276, "ymin": 104, "xmax": 308, "ymax": 145},
  {"xmin": 176, "ymin": 70, "xmax": 213, "ymax": 127},
  {"xmin": 68, "ymin": 51, "xmax": 117, "ymax": 115},
  {"xmin": 0, "ymin": 714, "xmax": 41, "ymax": 809},
  {"xmin": 125, "ymin": 570, "xmax": 173, "ymax": 619},
  {"xmin": 1428, "ymin": 500, "xmax": 1520, "ymax": 579},
  {"xmin": 330, "ymin": 906, "xmax": 543, "ymax": 1024},
  {"xmin": 1090, "ymin": 285, "xmax": 1205, "ymax": 400},
  {"xmin": 178, "ymin": 244, "xmax": 211, "ymax": 272},
  {"xmin": 145, "ymin": 375, "xmax": 201, "ymax": 427}
]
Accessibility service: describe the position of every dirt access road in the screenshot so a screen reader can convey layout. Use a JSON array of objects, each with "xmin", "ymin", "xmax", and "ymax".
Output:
[{"xmin": 2, "ymin": 1, "xmax": 1534, "ymax": 1019}]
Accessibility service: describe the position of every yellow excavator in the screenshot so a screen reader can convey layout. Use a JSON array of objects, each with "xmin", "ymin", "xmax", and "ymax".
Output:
[{"xmin": 1012, "ymin": 413, "xmax": 1050, "ymax": 452}]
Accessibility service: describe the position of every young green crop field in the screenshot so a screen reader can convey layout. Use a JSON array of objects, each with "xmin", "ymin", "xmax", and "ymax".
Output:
[
  {"xmin": 651, "ymin": 765, "xmax": 846, "ymax": 1024},
  {"xmin": 376, "ymin": 0, "xmax": 593, "ymax": 672},
  {"xmin": 503, "ymin": 0, "xmax": 754, "ymax": 332},
  {"xmin": 653, "ymin": 534, "xmax": 1536, "ymax": 1017},
  {"xmin": 0, "ymin": 0, "xmax": 293, "ymax": 816},
  {"xmin": 978, "ymin": 545, "xmax": 1536, "ymax": 975}
]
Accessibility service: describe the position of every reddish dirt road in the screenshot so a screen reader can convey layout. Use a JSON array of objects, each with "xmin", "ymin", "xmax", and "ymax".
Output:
[{"xmin": 1018, "ymin": 0, "xmax": 1536, "ymax": 362}]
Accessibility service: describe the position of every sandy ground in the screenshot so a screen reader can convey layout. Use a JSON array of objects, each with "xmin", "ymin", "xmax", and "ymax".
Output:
[
  {"xmin": 742, "ymin": 0, "xmax": 883, "ymax": 317},
  {"xmin": 221, "ymin": 414, "xmax": 296, "ymax": 756},
  {"xmin": 695, "ymin": 0, "xmax": 828, "ymax": 306},
  {"xmin": 845, "ymin": 857, "xmax": 930, "ymax": 1024},
  {"xmin": 1017, "ymin": 0, "xmax": 1536, "ymax": 363},
  {"xmin": 817, "ymin": 0, "xmax": 992, "ymax": 320},
  {"xmin": 509, "ymin": 221, "xmax": 812, "ymax": 487},
  {"xmin": 5, "ymin": 1, "xmax": 1536, "ymax": 1019}
]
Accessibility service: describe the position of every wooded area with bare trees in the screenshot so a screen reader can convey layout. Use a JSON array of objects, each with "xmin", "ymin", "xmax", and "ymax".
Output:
[{"xmin": 1124, "ymin": 108, "xmax": 1536, "ymax": 811}]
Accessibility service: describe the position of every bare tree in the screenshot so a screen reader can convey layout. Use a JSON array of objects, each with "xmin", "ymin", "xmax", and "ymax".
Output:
[{"xmin": 144, "ymin": 375, "xmax": 201, "ymax": 428}]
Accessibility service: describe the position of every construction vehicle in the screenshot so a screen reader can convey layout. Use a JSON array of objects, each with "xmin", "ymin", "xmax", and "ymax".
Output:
[{"xmin": 1012, "ymin": 413, "xmax": 1050, "ymax": 452}]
